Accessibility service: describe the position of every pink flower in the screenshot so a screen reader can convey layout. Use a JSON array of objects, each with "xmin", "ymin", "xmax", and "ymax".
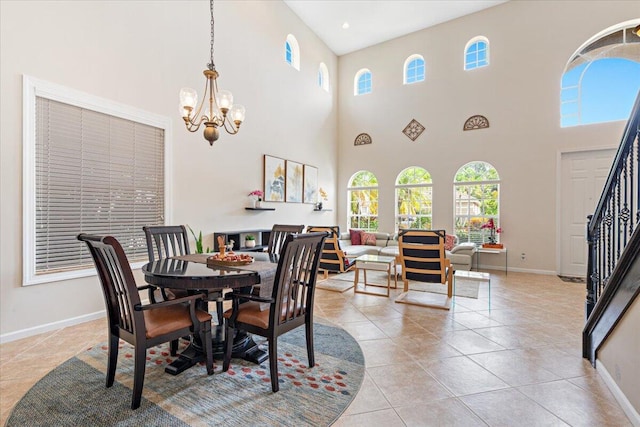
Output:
[{"xmin": 248, "ymin": 190, "xmax": 263, "ymax": 200}]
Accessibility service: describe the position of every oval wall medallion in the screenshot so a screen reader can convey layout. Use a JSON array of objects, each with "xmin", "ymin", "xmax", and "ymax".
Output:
[
  {"xmin": 463, "ymin": 115, "xmax": 489, "ymax": 131},
  {"xmin": 354, "ymin": 133, "xmax": 372, "ymax": 146}
]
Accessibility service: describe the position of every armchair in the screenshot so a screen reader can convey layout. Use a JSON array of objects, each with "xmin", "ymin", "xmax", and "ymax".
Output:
[
  {"xmin": 306, "ymin": 226, "xmax": 355, "ymax": 279},
  {"xmin": 395, "ymin": 229, "xmax": 453, "ymax": 310}
]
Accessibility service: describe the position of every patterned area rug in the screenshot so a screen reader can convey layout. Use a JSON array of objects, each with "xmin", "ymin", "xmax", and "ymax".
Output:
[{"xmin": 6, "ymin": 321, "xmax": 364, "ymax": 427}]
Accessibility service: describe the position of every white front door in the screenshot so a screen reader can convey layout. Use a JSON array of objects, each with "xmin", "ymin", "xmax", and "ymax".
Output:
[{"xmin": 560, "ymin": 149, "xmax": 615, "ymax": 277}]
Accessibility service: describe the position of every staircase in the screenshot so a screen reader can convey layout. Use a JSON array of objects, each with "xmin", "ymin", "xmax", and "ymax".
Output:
[{"xmin": 582, "ymin": 90, "xmax": 640, "ymax": 365}]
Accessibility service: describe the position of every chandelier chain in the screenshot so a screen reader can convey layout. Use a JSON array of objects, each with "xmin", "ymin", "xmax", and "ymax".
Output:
[{"xmin": 208, "ymin": 0, "xmax": 215, "ymax": 70}]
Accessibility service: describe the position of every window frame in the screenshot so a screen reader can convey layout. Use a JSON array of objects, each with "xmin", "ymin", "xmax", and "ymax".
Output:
[
  {"xmin": 347, "ymin": 170, "xmax": 379, "ymax": 231},
  {"xmin": 464, "ymin": 36, "xmax": 490, "ymax": 71},
  {"xmin": 403, "ymin": 54, "xmax": 425, "ymax": 85},
  {"xmin": 354, "ymin": 69, "xmax": 372, "ymax": 96},
  {"xmin": 395, "ymin": 167, "xmax": 433, "ymax": 232},
  {"xmin": 318, "ymin": 62, "xmax": 329, "ymax": 92},
  {"xmin": 560, "ymin": 19, "xmax": 640, "ymax": 127},
  {"xmin": 22, "ymin": 75, "xmax": 173, "ymax": 286},
  {"xmin": 285, "ymin": 34, "xmax": 300, "ymax": 70},
  {"xmin": 453, "ymin": 161, "xmax": 500, "ymax": 245}
]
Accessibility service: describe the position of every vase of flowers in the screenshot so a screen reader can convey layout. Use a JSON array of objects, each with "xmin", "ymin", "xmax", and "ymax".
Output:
[
  {"xmin": 248, "ymin": 189, "xmax": 263, "ymax": 208},
  {"xmin": 481, "ymin": 218, "xmax": 503, "ymax": 248}
]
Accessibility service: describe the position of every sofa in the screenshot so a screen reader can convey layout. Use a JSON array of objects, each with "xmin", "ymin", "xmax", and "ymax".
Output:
[{"xmin": 338, "ymin": 230, "xmax": 477, "ymax": 271}]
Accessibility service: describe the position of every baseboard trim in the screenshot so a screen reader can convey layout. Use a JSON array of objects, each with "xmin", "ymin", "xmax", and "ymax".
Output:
[
  {"xmin": 0, "ymin": 310, "xmax": 106, "ymax": 345},
  {"xmin": 476, "ymin": 265, "xmax": 556, "ymax": 275},
  {"xmin": 596, "ymin": 359, "xmax": 640, "ymax": 426},
  {"xmin": 0, "ymin": 297, "xmax": 153, "ymax": 344}
]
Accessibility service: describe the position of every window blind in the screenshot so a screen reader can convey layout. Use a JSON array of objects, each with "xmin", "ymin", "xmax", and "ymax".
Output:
[{"xmin": 35, "ymin": 96, "xmax": 165, "ymax": 275}]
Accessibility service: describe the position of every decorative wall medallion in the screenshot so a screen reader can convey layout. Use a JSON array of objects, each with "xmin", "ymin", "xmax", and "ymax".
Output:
[
  {"xmin": 402, "ymin": 119, "xmax": 425, "ymax": 141},
  {"xmin": 354, "ymin": 133, "xmax": 372, "ymax": 146},
  {"xmin": 463, "ymin": 115, "xmax": 490, "ymax": 131}
]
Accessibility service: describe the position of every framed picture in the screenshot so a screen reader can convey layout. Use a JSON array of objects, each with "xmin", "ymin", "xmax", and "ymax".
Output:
[
  {"xmin": 303, "ymin": 164, "xmax": 318, "ymax": 204},
  {"xmin": 263, "ymin": 155, "xmax": 285, "ymax": 202},
  {"xmin": 285, "ymin": 160, "xmax": 303, "ymax": 203}
]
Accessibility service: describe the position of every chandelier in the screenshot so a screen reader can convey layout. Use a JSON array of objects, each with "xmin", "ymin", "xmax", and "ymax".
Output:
[{"xmin": 179, "ymin": 0, "xmax": 245, "ymax": 145}]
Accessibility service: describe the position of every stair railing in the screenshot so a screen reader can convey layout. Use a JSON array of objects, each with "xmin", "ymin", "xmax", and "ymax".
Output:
[{"xmin": 583, "ymin": 91, "xmax": 640, "ymax": 362}]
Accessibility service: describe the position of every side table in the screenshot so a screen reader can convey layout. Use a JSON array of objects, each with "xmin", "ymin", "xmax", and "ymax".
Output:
[
  {"xmin": 475, "ymin": 247, "xmax": 508, "ymax": 275},
  {"xmin": 453, "ymin": 270, "xmax": 491, "ymax": 310},
  {"xmin": 353, "ymin": 254, "xmax": 397, "ymax": 297}
]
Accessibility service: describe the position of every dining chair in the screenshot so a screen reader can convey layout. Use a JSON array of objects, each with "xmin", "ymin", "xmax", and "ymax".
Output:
[
  {"xmin": 267, "ymin": 224, "xmax": 305, "ymax": 256},
  {"xmin": 143, "ymin": 225, "xmax": 191, "ymax": 301},
  {"xmin": 222, "ymin": 231, "xmax": 328, "ymax": 392},
  {"xmin": 306, "ymin": 225, "xmax": 354, "ymax": 279},
  {"xmin": 77, "ymin": 234, "xmax": 213, "ymax": 409},
  {"xmin": 395, "ymin": 229, "xmax": 454, "ymax": 310}
]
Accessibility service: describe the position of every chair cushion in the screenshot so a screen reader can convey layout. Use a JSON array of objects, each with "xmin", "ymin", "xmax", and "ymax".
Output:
[
  {"xmin": 224, "ymin": 301, "xmax": 270, "ymax": 329},
  {"xmin": 144, "ymin": 304, "xmax": 211, "ymax": 339},
  {"xmin": 349, "ymin": 229, "xmax": 362, "ymax": 245}
]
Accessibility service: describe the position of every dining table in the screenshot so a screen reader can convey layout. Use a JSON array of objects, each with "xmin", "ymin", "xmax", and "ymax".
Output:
[{"xmin": 142, "ymin": 251, "xmax": 279, "ymax": 375}]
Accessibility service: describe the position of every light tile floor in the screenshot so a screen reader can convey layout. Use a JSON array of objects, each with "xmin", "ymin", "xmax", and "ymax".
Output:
[{"xmin": 0, "ymin": 272, "xmax": 633, "ymax": 426}]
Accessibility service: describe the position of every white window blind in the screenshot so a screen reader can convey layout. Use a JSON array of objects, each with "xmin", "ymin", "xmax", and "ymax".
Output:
[{"xmin": 33, "ymin": 96, "xmax": 165, "ymax": 276}]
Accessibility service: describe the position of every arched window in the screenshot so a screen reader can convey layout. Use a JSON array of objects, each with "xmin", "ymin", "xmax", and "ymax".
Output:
[
  {"xmin": 285, "ymin": 34, "xmax": 300, "ymax": 70},
  {"xmin": 560, "ymin": 21, "xmax": 640, "ymax": 127},
  {"xmin": 354, "ymin": 69, "xmax": 372, "ymax": 95},
  {"xmin": 348, "ymin": 171, "xmax": 378, "ymax": 231},
  {"xmin": 404, "ymin": 54, "xmax": 425, "ymax": 84},
  {"xmin": 396, "ymin": 167, "xmax": 432, "ymax": 231},
  {"xmin": 318, "ymin": 62, "xmax": 329, "ymax": 92},
  {"xmin": 453, "ymin": 161, "xmax": 500, "ymax": 244},
  {"xmin": 464, "ymin": 36, "xmax": 489, "ymax": 70}
]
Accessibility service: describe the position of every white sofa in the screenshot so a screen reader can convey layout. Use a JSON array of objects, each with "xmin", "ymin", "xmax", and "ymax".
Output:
[{"xmin": 338, "ymin": 231, "xmax": 477, "ymax": 271}]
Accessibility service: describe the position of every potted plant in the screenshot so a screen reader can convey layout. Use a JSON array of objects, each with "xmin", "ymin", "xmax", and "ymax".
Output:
[
  {"xmin": 316, "ymin": 187, "xmax": 328, "ymax": 210},
  {"xmin": 187, "ymin": 225, "xmax": 211, "ymax": 254},
  {"xmin": 244, "ymin": 234, "xmax": 256, "ymax": 248}
]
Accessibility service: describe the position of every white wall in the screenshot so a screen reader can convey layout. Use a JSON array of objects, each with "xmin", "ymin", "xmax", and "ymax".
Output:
[
  {"xmin": 0, "ymin": 0, "xmax": 338, "ymax": 338},
  {"xmin": 336, "ymin": 1, "xmax": 634, "ymax": 273}
]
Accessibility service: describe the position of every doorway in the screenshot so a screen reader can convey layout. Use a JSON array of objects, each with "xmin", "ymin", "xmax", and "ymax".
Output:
[{"xmin": 559, "ymin": 149, "xmax": 615, "ymax": 277}]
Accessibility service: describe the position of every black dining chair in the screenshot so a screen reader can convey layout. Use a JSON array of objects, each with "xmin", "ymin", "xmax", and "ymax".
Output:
[
  {"xmin": 222, "ymin": 231, "xmax": 327, "ymax": 392},
  {"xmin": 267, "ymin": 224, "xmax": 305, "ymax": 256},
  {"xmin": 77, "ymin": 234, "xmax": 213, "ymax": 409},
  {"xmin": 143, "ymin": 225, "xmax": 191, "ymax": 302}
]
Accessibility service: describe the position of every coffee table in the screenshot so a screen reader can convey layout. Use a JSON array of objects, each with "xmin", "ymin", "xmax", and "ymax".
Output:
[{"xmin": 353, "ymin": 254, "xmax": 397, "ymax": 297}]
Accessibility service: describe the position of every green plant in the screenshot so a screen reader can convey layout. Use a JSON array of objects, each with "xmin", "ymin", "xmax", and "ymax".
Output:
[
  {"xmin": 245, "ymin": 234, "xmax": 255, "ymax": 241},
  {"xmin": 187, "ymin": 225, "xmax": 210, "ymax": 254}
]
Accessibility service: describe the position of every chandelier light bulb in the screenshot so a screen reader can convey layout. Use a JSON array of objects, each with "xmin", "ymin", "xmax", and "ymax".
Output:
[
  {"xmin": 230, "ymin": 105, "xmax": 246, "ymax": 124},
  {"xmin": 217, "ymin": 90, "xmax": 233, "ymax": 112},
  {"xmin": 179, "ymin": 88, "xmax": 198, "ymax": 110}
]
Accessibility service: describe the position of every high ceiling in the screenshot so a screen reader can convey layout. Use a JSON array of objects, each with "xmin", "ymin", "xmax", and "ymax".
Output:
[{"xmin": 283, "ymin": 0, "xmax": 508, "ymax": 56}]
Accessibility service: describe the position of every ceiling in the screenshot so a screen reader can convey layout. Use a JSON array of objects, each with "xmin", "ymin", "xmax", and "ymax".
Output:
[{"xmin": 283, "ymin": 0, "xmax": 507, "ymax": 56}]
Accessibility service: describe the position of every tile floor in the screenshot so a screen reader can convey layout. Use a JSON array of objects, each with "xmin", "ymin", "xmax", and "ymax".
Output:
[{"xmin": 0, "ymin": 271, "xmax": 633, "ymax": 426}]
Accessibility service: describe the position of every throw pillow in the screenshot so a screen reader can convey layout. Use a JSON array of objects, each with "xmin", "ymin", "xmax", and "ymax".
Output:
[
  {"xmin": 444, "ymin": 234, "xmax": 456, "ymax": 251},
  {"xmin": 361, "ymin": 232, "xmax": 377, "ymax": 246},
  {"xmin": 349, "ymin": 229, "xmax": 362, "ymax": 245}
]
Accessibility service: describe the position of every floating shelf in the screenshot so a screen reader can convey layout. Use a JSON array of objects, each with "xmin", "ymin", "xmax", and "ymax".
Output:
[
  {"xmin": 313, "ymin": 208, "xmax": 333, "ymax": 211},
  {"xmin": 245, "ymin": 207, "xmax": 275, "ymax": 211}
]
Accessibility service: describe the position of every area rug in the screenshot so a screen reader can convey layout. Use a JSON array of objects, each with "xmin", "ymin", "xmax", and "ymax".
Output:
[
  {"xmin": 557, "ymin": 275, "xmax": 586, "ymax": 283},
  {"xmin": 6, "ymin": 321, "xmax": 364, "ymax": 427},
  {"xmin": 331, "ymin": 271, "xmax": 480, "ymax": 298},
  {"xmin": 317, "ymin": 278, "xmax": 355, "ymax": 293}
]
